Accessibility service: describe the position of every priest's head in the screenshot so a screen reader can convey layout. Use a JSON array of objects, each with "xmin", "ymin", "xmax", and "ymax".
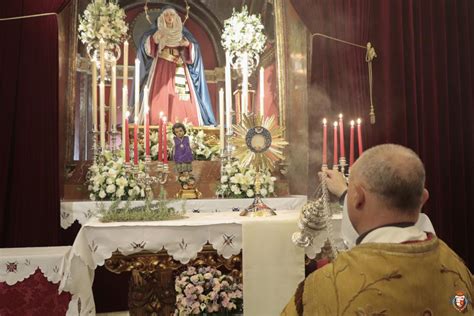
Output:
[{"xmin": 346, "ymin": 144, "xmax": 430, "ymax": 235}]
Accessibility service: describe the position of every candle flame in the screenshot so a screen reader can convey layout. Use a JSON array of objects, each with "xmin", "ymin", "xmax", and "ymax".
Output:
[
  {"xmin": 159, "ymin": 111, "xmax": 164, "ymax": 118},
  {"xmin": 323, "ymin": 118, "xmax": 327, "ymax": 125},
  {"xmin": 125, "ymin": 40, "xmax": 128, "ymax": 45},
  {"xmin": 126, "ymin": 111, "xmax": 130, "ymax": 117},
  {"xmin": 357, "ymin": 118, "xmax": 362, "ymax": 124},
  {"xmin": 350, "ymin": 120, "xmax": 355, "ymax": 126},
  {"xmin": 339, "ymin": 113, "xmax": 343, "ymax": 119},
  {"xmin": 145, "ymin": 106, "xmax": 149, "ymax": 113},
  {"xmin": 163, "ymin": 116, "xmax": 168, "ymax": 121},
  {"xmin": 333, "ymin": 121, "xmax": 338, "ymax": 127}
]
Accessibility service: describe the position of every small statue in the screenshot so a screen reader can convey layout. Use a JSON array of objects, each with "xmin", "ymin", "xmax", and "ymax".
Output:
[{"xmin": 172, "ymin": 122, "xmax": 201, "ymax": 199}]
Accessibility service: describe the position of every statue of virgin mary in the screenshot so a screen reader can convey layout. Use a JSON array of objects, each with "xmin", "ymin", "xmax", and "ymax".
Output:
[{"xmin": 131, "ymin": 7, "xmax": 216, "ymax": 126}]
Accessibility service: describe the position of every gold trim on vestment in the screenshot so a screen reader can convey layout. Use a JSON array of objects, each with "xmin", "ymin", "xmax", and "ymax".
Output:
[{"xmin": 158, "ymin": 48, "xmax": 183, "ymax": 65}]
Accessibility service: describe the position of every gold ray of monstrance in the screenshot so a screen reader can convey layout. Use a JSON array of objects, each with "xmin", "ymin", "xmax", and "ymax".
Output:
[{"xmin": 230, "ymin": 113, "xmax": 288, "ymax": 216}]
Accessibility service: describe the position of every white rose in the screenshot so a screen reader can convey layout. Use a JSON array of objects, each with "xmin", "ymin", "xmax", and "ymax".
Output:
[
  {"xmin": 116, "ymin": 187, "xmax": 124, "ymax": 198},
  {"xmin": 260, "ymin": 188, "xmax": 268, "ymax": 196},
  {"xmin": 106, "ymin": 184, "xmax": 116, "ymax": 194},
  {"xmin": 246, "ymin": 189, "xmax": 254, "ymax": 197},
  {"xmin": 116, "ymin": 176, "xmax": 128, "ymax": 187},
  {"xmin": 221, "ymin": 176, "xmax": 228, "ymax": 183},
  {"xmin": 99, "ymin": 190, "xmax": 106, "ymax": 199},
  {"xmin": 89, "ymin": 193, "xmax": 96, "ymax": 201},
  {"xmin": 268, "ymin": 186, "xmax": 274, "ymax": 193}
]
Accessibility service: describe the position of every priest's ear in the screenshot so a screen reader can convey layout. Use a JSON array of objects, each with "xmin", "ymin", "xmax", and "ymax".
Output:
[
  {"xmin": 350, "ymin": 183, "xmax": 366, "ymax": 210},
  {"xmin": 421, "ymin": 188, "xmax": 429, "ymax": 207}
]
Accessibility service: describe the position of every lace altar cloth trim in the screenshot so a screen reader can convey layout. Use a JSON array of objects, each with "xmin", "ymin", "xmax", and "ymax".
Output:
[
  {"xmin": 0, "ymin": 246, "xmax": 71, "ymax": 286},
  {"xmin": 60, "ymin": 196, "xmax": 308, "ymax": 229}
]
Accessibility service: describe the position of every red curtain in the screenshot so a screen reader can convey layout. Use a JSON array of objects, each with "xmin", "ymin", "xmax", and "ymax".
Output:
[
  {"xmin": 292, "ymin": 0, "xmax": 474, "ymax": 270},
  {"xmin": 0, "ymin": 0, "xmax": 69, "ymax": 247}
]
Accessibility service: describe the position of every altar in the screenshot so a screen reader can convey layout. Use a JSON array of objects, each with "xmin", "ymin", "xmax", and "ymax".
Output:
[{"xmin": 59, "ymin": 199, "xmax": 342, "ymax": 316}]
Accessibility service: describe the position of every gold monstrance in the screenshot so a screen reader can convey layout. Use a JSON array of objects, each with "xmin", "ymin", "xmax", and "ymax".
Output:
[{"xmin": 230, "ymin": 114, "xmax": 288, "ymax": 216}]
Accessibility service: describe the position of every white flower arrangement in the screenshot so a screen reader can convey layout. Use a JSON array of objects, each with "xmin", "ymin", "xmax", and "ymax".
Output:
[
  {"xmin": 174, "ymin": 266, "xmax": 243, "ymax": 315},
  {"xmin": 131, "ymin": 121, "xmax": 220, "ymax": 162},
  {"xmin": 216, "ymin": 160, "xmax": 276, "ymax": 198},
  {"xmin": 78, "ymin": 0, "xmax": 128, "ymax": 51},
  {"xmin": 221, "ymin": 6, "xmax": 267, "ymax": 60},
  {"xmin": 87, "ymin": 150, "xmax": 146, "ymax": 201}
]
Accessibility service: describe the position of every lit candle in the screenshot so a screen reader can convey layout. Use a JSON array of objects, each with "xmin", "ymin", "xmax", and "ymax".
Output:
[
  {"xmin": 219, "ymin": 88, "xmax": 225, "ymax": 154},
  {"xmin": 158, "ymin": 112, "xmax": 164, "ymax": 161},
  {"xmin": 122, "ymin": 41, "xmax": 129, "ymax": 150},
  {"xmin": 162, "ymin": 116, "xmax": 168, "ymax": 164},
  {"xmin": 259, "ymin": 66, "xmax": 264, "ymax": 117},
  {"xmin": 111, "ymin": 59, "xmax": 117, "ymax": 131},
  {"xmin": 133, "ymin": 116, "xmax": 139, "ymax": 165},
  {"xmin": 123, "ymin": 40, "xmax": 129, "ymax": 86},
  {"xmin": 333, "ymin": 121, "xmax": 338, "ymax": 167},
  {"xmin": 125, "ymin": 111, "xmax": 130, "ymax": 163},
  {"xmin": 144, "ymin": 87, "xmax": 150, "ymax": 156},
  {"xmin": 349, "ymin": 120, "xmax": 355, "ymax": 167},
  {"xmin": 225, "ymin": 51, "xmax": 232, "ymax": 135},
  {"xmin": 322, "ymin": 118, "xmax": 327, "ymax": 166},
  {"xmin": 241, "ymin": 52, "xmax": 249, "ymax": 114},
  {"xmin": 357, "ymin": 118, "xmax": 363, "ymax": 156},
  {"xmin": 338, "ymin": 113, "xmax": 345, "ymax": 158},
  {"xmin": 99, "ymin": 39, "xmax": 105, "ymax": 80},
  {"xmin": 134, "ymin": 58, "xmax": 140, "ymax": 122},
  {"xmin": 91, "ymin": 58, "xmax": 98, "ymax": 131},
  {"xmin": 99, "ymin": 81, "xmax": 106, "ymax": 149}
]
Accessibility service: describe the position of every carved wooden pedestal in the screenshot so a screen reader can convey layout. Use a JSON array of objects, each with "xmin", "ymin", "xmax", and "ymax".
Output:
[{"xmin": 104, "ymin": 244, "xmax": 242, "ymax": 316}]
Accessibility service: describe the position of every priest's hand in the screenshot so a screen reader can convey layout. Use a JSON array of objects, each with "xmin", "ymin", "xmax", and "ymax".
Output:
[{"xmin": 319, "ymin": 169, "xmax": 347, "ymax": 198}]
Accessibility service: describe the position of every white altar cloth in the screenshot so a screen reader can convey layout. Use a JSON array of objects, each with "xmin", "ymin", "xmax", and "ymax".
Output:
[
  {"xmin": 0, "ymin": 246, "xmax": 70, "ymax": 286},
  {"xmin": 60, "ymin": 210, "xmax": 313, "ymax": 316},
  {"xmin": 60, "ymin": 196, "xmax": 307, "ymax": 229}
]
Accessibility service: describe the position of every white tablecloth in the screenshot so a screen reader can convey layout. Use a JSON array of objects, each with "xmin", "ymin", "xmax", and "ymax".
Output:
[
  {"xmin": 60, "ymin": 196, "xmax": 307, "ymax": 229},
  {"xmin": 0, "ymin": 246, "xmax": 70, "ymax": 286},
  {"xmin": 60, "ymin": 211, "xmax": 315, "ymax": 316}
]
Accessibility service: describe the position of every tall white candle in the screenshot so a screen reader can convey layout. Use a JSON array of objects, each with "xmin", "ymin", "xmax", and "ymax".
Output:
[
  {"xmin": 241, "ymin": 52, "xmax": 249, "ymax": 114},
  {"xmin": 99, "ymin": 39, "xmax": 105, "ymax": 80},
  {"xmin": 99, "ymin": 81, "xmax": 106, "ymax": 149},
  {"xmin": 259, "ymin": 66, "xmax": 264, "ymax": 117},
  {"xmin": 123, "ymin": 40, "xmax": 129, "ymax": 86},
  {"xmin": 225, "ymin": 51, "xmax": 232, "ymax": 135},
  {"xmin": 219, "ymin": 88, "xmax": 225, "ymax": 154},
  {"xmin": 144, "ymin": 87, "xmax": 150, "ymax": 156},
  {"xmin": 122, "ymin": 41, "xmax": 129, "ymax": 151},
  {"xmin": 91, "ymin": 59, "xmax": 98, "ymax": 131},
  {"xmin": 134, "ymin": 58, "xmax": 140, "ymax": 123},
  {"xmin": 111, "ymin": 59, "xmax": 117, "ymax": 131}
]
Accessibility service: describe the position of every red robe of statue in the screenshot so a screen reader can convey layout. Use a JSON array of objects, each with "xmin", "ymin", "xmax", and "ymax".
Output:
[{"xmin": 145, "ymin": 36, "xmax": 201, "ymax": 125}]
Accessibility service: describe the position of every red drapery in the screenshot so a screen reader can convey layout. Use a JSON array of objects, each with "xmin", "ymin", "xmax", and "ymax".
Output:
[
  {"xmin": 292, "ymin": 0, "xmax": 474, "ymax": 269},
  {"xmin": 0, "ymin": 0, "xmax": 70, "ymax": 247}
]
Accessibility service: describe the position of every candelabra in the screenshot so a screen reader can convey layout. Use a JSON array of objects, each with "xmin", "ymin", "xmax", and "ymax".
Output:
[
  {"xmin": 339, "ymin": 157, "xmax": 347, "ymax": 176},
  {"xmin": 90, "ymin": 129, "xmax": 104, "ymax": 165},
  {"xmin": 130, "ymin": 157, "xmax": 169, "ymax": 209},
  {"xmin": 108, "ymin": 129, "xmax": 121, "ymax": 157}
]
